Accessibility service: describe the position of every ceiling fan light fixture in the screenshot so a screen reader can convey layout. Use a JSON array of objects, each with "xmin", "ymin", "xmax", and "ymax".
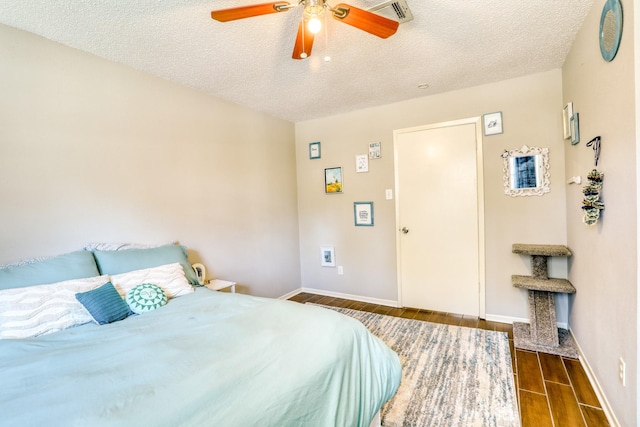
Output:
[
  {"xmin": 210, "ymin": 0, "xmax": 399, "ymax": 60},
  {"xmin": 307, "ymin": 16, "xmax": 322, "ymax": 34},
  {"xmin": 303, "ymin": 0, "xmax": 326, "ymax": 18},
  {"xmin": 304, "ymin": 0, "xmax": 326, "ymax": 34}
]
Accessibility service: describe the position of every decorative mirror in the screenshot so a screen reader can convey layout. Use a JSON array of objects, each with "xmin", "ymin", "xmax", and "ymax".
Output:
[
  {"xmin": 501, "ymin": 145, "xmax": 550, "ymax": 197},
  {"xmin": 599, "ymin": 0, "xmax": 623, "ymax": 62}
]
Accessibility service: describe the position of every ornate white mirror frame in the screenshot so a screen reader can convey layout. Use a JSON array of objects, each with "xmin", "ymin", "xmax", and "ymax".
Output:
[{"xmin": 501, "ymin": 145, "xmax": 550, "ymax": 197}]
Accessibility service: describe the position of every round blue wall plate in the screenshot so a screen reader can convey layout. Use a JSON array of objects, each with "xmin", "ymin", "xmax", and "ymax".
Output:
[{"xmin": 599, "ymin": 0, "xmax": 623, "ymax": 62}]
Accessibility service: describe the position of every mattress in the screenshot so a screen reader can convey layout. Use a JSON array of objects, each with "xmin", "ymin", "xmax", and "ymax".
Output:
[{"xmin": 0, "ymin": 288, "xmax": 401, "ymax": 426}]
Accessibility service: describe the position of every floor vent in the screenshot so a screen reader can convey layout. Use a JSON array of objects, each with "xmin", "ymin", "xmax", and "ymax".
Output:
[{"xmin": 369, "ymin": 0, "xmax": 414, "ymax": 24}]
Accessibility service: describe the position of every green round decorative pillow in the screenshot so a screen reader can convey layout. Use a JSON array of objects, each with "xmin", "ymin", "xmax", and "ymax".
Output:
[{"xmin": 126, "ymin": 283, "xmax": 167, "ymax": 314}]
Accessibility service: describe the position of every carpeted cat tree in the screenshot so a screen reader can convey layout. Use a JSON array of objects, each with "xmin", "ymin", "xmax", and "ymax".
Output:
[{"xmin": 511, "ymin": 243, "xmax": 578, "ymax": 358}]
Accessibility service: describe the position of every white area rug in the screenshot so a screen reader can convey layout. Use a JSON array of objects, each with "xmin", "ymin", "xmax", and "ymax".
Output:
[{"xmin": 312, "ymin": 305, "xmax": 520, "ymax": 427}]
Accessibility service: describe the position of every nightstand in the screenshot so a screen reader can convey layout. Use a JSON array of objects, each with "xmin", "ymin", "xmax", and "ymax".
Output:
[{"xmin": 205, "ymin": 279, "xmax": 236, "ymax": 293}]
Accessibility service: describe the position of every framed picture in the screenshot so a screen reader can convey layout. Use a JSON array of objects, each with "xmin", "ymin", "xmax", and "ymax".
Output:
[
  {"xmin": 320, "ymin": 246, "xmax": 335, "ymax": 267},
  {"xmin": 355, "ymin": 154, "xmax": 368, "ymax": 173},
  {"xmin": 562, "ymin": 102, "xmax": 573, "ymax": 139},
  {"xmin": 309, "ymin": 141, "xmax": 321, "ymax": 159},
  {"xmin": 570, "ymin": 113, "xmax": 580, "ymax": 145},
  {"xmin": 354, "ymin": 202, "xmax": 374, "ymax": 226},
  {"xmin": 369, "ymin": 142, "xmax": 381, "ymax": 159},
  {"xmin": 324, "ymin": 167, "xmax": 343, "ymax": 194},
  {"xmin": 483, "ymin": 112, "xmax": 503, "ymax": 136}
]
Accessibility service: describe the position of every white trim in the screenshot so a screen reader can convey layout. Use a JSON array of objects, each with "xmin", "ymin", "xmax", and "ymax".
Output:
[
  {"xmin": 278, "ymin": 288, "xmax": 302, "ymax": 300},
  {"xmin": 475, "ymin": 119, "xmax": 486, "ymax": 318},
  {"xmin": 485, "ymin": 313, "xmax": 567, "ymax": 329},
  {"xmin": 393, "ymin": 117, "xmax": 486, "ymax": 318},
  {"xmin": 569, "ymin": 328, "xmax": 620, "ymax": 427},
  {"xmin": 485, "ymin": 314, "xmax": 529, "ymax": 325},
  {"xmin": 635, "ymin": 2, "xmax": 640, "ymax": 424},
  {"xmin": 301, "ymin": 287, "xmax": 400, "ymax": 308}
]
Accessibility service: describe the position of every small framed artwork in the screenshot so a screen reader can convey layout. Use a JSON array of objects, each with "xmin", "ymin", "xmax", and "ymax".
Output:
[
  {"xmin": 570, "ymin": 113, "xmax": 580, "ymax": 145},
  {"xmin": 325, "ymin": 167, "xmax": 343, "ymax": 194},
  {"xmin": 483, "ymin": 112, "xmax": 503, "ymax": 136},
  {"xmin": 369, "ymin": 142, "xmax": 381, "ymax": 159},
  {"xmin": 354, "ymin": 202, "xmax": 374, "ymax": 226},
  {"xmin": 355, "ymin": 154, "xmax": 368, "ymax": 173},
  {"xmin": 309, "ymin": 141, "xmax": 321, "ymax": 159},
  {"xmin": 562, "ymin": 102, "xmax": 573, "ymax": 139},
  {"xmin": 320, "ymin": 246, "xmax": 335, "ymax": 267}
]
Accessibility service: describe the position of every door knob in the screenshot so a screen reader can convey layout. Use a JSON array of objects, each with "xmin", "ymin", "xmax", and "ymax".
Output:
[{"xmin": 401, "ymin": 227, "xmax": 409, "ymax": 234}]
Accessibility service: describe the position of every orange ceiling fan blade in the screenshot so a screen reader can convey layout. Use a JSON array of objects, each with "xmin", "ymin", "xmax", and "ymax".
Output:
[
  {"xmin": 292, "ymin": 21, "xmax": 315, "ymax": 60},
  {"xmin": 331, "ymin": 3, "xmax": 399, "ymax": 38},
  {"xmin": 211, "ymin": 2, "xmax": 293, "ymax": 22}
]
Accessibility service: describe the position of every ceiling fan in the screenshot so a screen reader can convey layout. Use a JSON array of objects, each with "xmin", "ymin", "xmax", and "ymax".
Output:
[{"xmin": 210, "ymin": 1, "xmax": 399, "ymax": 60}]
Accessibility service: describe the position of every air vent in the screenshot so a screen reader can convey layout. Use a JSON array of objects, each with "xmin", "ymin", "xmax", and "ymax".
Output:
[{"xmin": 369, "ymin": 0, "xmax": 414, "ymax": 24}]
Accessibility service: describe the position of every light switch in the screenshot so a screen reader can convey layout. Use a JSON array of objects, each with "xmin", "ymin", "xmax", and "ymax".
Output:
[{"xmin": 385, "ymin": 189, "xmax": 393, "ymax": 200}]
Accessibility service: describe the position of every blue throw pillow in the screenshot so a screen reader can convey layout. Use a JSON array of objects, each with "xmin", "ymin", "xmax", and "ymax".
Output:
[
  {"xmin": 0, "ymin": 251, "xmax": 100, "ymax": 290},
  {"xmin": 92, "ymin": 245, "xmax": 199, "ymax": 286},
  {"xmin": 126, "ymin": 283, "xmax": 167, "ymax": 314},
  {"xmin": 75, "ymin": 282, "xmax": 132, "ymax": 325}
]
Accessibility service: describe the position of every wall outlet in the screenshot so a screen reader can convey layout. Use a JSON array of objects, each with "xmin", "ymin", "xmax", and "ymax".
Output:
[
  {"xmin": 337, "ymin": 266, "xmax": 343, "ymax": 275},
  {"xmin": 619, "ymin": 357, "xmax": 626, "ymax": 386}
]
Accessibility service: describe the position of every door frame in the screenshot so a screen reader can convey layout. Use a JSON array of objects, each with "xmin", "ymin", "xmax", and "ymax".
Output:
[{"xmin": 393, "ymin": 117, "xmax": 486, "ymax": 318}]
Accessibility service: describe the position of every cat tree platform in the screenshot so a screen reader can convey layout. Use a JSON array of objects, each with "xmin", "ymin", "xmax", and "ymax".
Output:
[{"xmin": 511, "ymin": 244, "xmax": 578, "ymax": 358}]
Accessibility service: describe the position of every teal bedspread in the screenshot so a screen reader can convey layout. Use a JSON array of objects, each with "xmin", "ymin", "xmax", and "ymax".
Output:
[{"xmin": 0, "ymin": 289, "xmax": 401, "ymax": 426}]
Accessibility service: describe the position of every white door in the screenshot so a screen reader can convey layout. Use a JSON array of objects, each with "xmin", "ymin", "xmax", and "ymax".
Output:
[{"xmin": 394, "ymin": 119, "xmax": 484, "ymax": 317}]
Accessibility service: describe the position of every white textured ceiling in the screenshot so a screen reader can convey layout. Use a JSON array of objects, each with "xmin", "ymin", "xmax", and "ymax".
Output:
[{"xmin": 0, "ymin": 0, "xmax": 595, "ymax": 122}]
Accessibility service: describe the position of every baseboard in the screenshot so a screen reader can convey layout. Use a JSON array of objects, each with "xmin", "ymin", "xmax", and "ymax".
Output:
[
  {"xmin": 283, "ymin": 291, "xmax": 569, "ymax": 326},
  {"xmin": 484, "ymin": 313, "xmax": 568, "ymax": 329},
  {"xmin": 485, "ymin": 313, "xmax": 529, "ymax": 325},
  {"xmin": 278, "ymin": 288, "xmax": 301, "ymax": 301},
  {"xmin": 569, "ymin": 328, "xmax": 620, "ymax": 427},
  {"xmin": 300, "ymin": 287, "xmax": 400, "ymax": 308}
]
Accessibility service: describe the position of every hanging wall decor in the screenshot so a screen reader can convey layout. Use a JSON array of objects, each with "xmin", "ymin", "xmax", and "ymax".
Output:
[
  {"xmin": 562, "ymin": 103, "xmax": 574, "ymax": 139},
  {"xmin": 570, "ymin": 113, "xmax": 580, "ymax": 145},
  {"xmin": 582, "ymin": 169, "xmax": 605, "ymax": 226},
  {"xmin": 483, "ymin": 112, "xmax": 503, "ymax": 136},
  {"xmin": 355, "ymin": 155, "xmax": 369, "ymax": 173},
  {"xmin": 354, "ymin": 202, "xmax": 374, "ymax": 226},
  {"xmin": 600, "ymin": 0, "xmax": 623, "ymax": 62},
  {"xmin": 324, "ymin": 167, "xmax": 343, "ymax": 194},
  {"xmin": 501, "ymin": 145, "xmax": 550, "ymax": 197},
  {"xmin": 586, "ymin": 136, "xmax": 602, "ymax": 166},
  {"xmin": 309, "ymin": 141, "xmax": 321, "ymax": 159},
  {"xmin": 320, "ymin": 246, "xmax": 336, "ymax": 267},
  {"xmin": 369, "ymin": 142, "xmax": 381, "ymax": 159}
]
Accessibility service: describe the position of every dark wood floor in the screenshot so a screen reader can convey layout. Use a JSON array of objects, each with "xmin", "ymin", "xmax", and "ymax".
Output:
[{"xmin": 288, "ymin": 292, "xmax": 610, "ymax": 427}]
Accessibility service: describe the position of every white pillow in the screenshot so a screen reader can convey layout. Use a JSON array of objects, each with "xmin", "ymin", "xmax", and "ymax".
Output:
[
  {"xmin": 110, "ymin": 263, "xmax": 194, "ymax": 299},
  {"xmin": 0, "ymin": 275, "xmax": 110, "ymax": 339}
]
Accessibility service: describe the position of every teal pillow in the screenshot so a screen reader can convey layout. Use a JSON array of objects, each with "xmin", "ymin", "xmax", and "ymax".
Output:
[
  {"xmin": 92, "ymin": 245, "xmax": 198, "ymax": 286},
  {"xmin": 75, "ymin": 282, "xmax": 132, "ymax": 325},
  {"xmin": 0, "ymin": 251, "xmax": 100, "ymax": 290},
  {"xmin": 126, "ymin": 283, "xmax": 167, "ymax": 314}
]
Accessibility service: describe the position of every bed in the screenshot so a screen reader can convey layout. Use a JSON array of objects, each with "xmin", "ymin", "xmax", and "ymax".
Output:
[{"xmin": 0, "ymin": 247, "xmax": 401, "ymax": 426}]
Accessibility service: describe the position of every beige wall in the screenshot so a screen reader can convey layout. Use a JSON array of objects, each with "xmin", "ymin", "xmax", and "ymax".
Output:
[
  {"xmin": 295, "ymin": 69, "xmax": 568, "ymax": 321},
  {"xmin": 562, "ymin": 1, "xmax": 637, "ymax": 424},
  {"xmin": 0, "ymin": 24, "xmax": 301, "ymax": 298}
]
